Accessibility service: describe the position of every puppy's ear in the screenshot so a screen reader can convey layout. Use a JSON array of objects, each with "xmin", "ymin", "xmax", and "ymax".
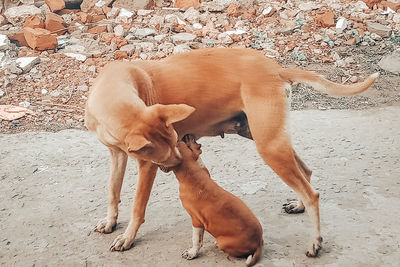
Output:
[
  {"xmin": 126, "ymin": 134, "xmax": 151, "ymax": 152},
  {"xmin": 149, "ymin": 104, "xmax": 195, "ymax": 127}
]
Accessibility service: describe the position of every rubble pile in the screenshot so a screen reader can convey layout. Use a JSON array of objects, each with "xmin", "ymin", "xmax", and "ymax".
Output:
[{"xmin": 1, "ymin": 0, "xmax": 400, "ymax": 132}]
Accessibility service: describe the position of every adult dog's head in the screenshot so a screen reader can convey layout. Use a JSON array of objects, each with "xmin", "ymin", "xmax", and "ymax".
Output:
[{"xmin": 125, "ymin": 103, "xmax": 195, "ymax": 167}]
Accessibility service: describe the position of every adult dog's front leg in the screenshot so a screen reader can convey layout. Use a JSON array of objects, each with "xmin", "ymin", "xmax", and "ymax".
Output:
[
  {"xmin": 182, "ymin": 226, "xmax": 204, "ymax": 260},
  {"xmin": 110, "ymin": 160, "xmax": 158, "ymax": 251},
  {"xmin": 94, "ymin": 147, "xmax": 127, "ymax": 233}
]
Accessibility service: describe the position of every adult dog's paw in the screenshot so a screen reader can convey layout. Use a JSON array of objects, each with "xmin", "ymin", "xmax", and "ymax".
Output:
[
  {"xmin": 109, "ymin": 234, "xmax": 134, "ymax": 252},
  {"xmin": 306, "ymin": 236, "xmax": 323, "ymax": 257},
  {"xmin": 182, "ymin": 248, "xmax": 198, "ymax": 260},
  {"xmin": 283, "ymin": 199, "xmax": 305, "ymax": 214},
  {"xmin": 93, "ymin": 218, "xmax": 116, "ymax": 233}
]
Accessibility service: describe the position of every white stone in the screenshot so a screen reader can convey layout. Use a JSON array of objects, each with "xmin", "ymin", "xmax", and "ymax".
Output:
[
  {"xmin": 134, "ymin": 28, "xmax": 157, "ymax": 38},
  {"xmin": 183, "ymin": 7, "xmax": 200, "ymax": 24},
  {"xmin": 262, "ymin": 7, "xmax": 273, "ymax": 16},
  {"xmin": 4, "ymin": 5, "xmax": 41, "ymax": 27},
  {"xmin": 19, "ymin": 101, "xmax": 30, "ymax": 108},
  {"xmin": 173, "ymin": 44, "xmax": 191, "ymax": 54},
  {"xmin": 16, "ymin": 57, "xmax": 40, "ymax": 73},
  {"xmin": 298, "ymin": 2, "xmax": 317, "ymax": 11},
  {"xmin": 41, "ymin": 89, "xmax": 48, "ymax": 94},
  {"xmin": 77, "ymin": 85, "xmax": 89, "ymax": 92},
  {"xmin": 119, "ymin": 8, "xmax": 134, "ymax": 17},
  {"xmin": 0, "ymin": 90, "xmax": 4, "ymax": 97},
  {"xmin": 64, "ymin": 53, "xmax": 87, "ymax": 62},
  {"xmin": 136, "ymin": 42, "xmax": 155, "ymax": 52},
  {"xmin": 193, "ymin": 23, "xmax": 203, "ymax": 29},
  {"xmin": 154, "ymin": 34, "xmax": 167, "ymax": 42},
  {"xmin": 107, "ymin": 7, "xmax": 120, "ymax": 19},
  {"xmin": 114, "ymin": 25, "xmax": 125, "ymax": 36},
  {"xmin": 171, "ymin": 33, "xmax": 196, "ymax": 43},
  {"xmin": 378, "ymin": 49, "xmax": 400, "ymax": 74},
  {"xmin": 0, "ymin": 34, "xmax": 10, "ymax": 51},
  {"xmin": 137, "ymin": 9, "xmax": 154, "ymax": 16},
  {"xmin": 336, "ymin": 18, "xmax": 348, "ymax": 31},
  {"xmin": 224, "ymin": 29, "xmax": 246, "ymax": 35},
  {"xmin": 217, "ymin": 32, "xmax": 233, "ymax": 44}
]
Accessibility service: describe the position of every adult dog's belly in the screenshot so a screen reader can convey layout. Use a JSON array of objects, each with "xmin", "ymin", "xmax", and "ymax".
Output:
[{"xmin": 173, "ymin": 111, "xmax": 252, "ymax": 140}]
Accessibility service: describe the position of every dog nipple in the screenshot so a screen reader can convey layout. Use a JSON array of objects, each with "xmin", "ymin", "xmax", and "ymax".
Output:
[{"xmin": 220, "ymin": 132, "xmax": 224, "ymax": 138}]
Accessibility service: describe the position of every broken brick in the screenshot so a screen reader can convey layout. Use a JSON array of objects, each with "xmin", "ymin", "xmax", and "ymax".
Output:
[
  {"xmin": 45, "ymin": 13, "xmax": 67, "ymax": 36},
  {"xmin": 45, "ymin": 0, "xmax": 66, "ymax": 12},
  {"xmin": 114, "ymin": 50, "xmax": 129, "ymax": 60},
  {"xmin": 23, "ymin": 27, "xmax": 58, "ymax": 51},
  {"xmin": 23, "ymin": 15, "xmax": 44, "ymax": 29},
  {"xmin": 174, "ymin": 0, "xmax": 200, "ymax": 10},
  {"xmin": 88, "ymin": 25, "xmax": 107, "ymax": 34},
  {"xmin": 314, "ymin": 10, "xmax": 335, "ymax": 28},
  {"xmin": 227, "ymin": 3, "xmax": 239, "ymax": 17},
  {"xmin": 8, "ymin": 32, "xmax": 29, "ymax": 47}
]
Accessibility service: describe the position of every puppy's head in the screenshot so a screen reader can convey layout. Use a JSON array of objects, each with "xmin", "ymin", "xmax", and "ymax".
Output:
[{"xmin": 125, "ymin": 103, "xmax": 195, "ymax": 167}]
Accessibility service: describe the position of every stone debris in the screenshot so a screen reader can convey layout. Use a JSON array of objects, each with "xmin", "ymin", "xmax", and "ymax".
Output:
[
  {"xmin": 15, "ymin": 56, "xmax": 40, "ymax": 73},
  {"xmin": 4, "ymin": 5, "xmax": 42, "ymax": 26}
]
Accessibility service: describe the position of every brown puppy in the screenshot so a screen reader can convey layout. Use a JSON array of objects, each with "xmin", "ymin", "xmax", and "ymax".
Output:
[
  {"xmin": 85, "ymin": 48, "xmax": 378, "ymax": 256},
  {"xmin": 173, "ymin": 136, "xmax": 263, "ymax": 267}
]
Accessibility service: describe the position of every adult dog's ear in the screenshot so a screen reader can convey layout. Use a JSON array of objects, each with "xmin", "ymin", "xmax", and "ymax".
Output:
[
  {"xmin": 150, "ymin": 104, "xmax": 195, "ymax": 126},
  {"xmin": 126, "ymin": 134, "xmax": 151, "ymax": 152}
]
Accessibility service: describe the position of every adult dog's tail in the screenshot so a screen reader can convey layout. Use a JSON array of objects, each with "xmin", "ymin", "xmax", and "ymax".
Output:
[
  {"xmin": 279, "ymin": 68, "xmax": 379, "ymax": 97},
  {"xmin": 245, "ymin": 239, "xmax": 263, "ymax": 267}
]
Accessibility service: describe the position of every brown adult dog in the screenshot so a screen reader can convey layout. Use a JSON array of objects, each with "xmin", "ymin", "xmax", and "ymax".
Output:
[
  {"xmin": 173, "ymin": 135, "xmax": 263, "ymax": 266},
  {"xmin": 85, "ymin": 48, "xmax": 378, "ymax": 256}
]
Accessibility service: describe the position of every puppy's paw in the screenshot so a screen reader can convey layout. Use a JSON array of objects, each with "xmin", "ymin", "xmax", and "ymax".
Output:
[
  {"xmin": 283, "ymin": 199, "xmax": 305, "ymax": 214},
  {"xmin": 182, "ymin": 248, "xmax": 198, "ymax": 260},
  {"xmin": 93, "ymin": 218, "xmax": 116, "ymax": 233},
  {"xmin": 306, "ymin": 236, "xmax": 323, "ymax": 257},
  {"xmin": 109, "ymin": 234, "xmax": 134, "ymax": 252}
]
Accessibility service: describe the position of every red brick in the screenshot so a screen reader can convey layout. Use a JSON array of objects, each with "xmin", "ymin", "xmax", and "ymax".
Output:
[
  {"xmin": 45, "ymin": 0, "xmax": 66, "ymax": 12},
  {"xmin": 88, "ymin": 25, "xmax": 107, "ymax": 34},
  {"xmin": 23, "ymin": 15, "xmax": 45, "ymax": 29},
  {"xmin": 114, "ymin": 50, "xmax": 129, "ymax": 60},
  {"xmin": 45, "ymin": 12, "xmax": 66, "ymax": 35},
  {"xmin": 361, "ymin": 0, "xmax": 382, "ymax": 8},
  {"xmin": 227, "ymin": 3, "xmax": 239, "ymax": 17},
  {"xmin": 174, "ymin": 0, "xmax": 200, "ymax": 9},
  {"xmin": 314, "ymin": 10, "xmax": 335, "ymax": 28},
  {"xmin": 23, "ymin": 27, "xmax": 58, "ymax": 51},
  {"xmin": 8, "ymin": 32, "xmax": 29, "ymax": 47}
]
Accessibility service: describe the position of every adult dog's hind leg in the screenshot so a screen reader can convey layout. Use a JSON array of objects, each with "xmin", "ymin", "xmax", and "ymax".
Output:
[
  {"xmin": 243, "ymin": 92, "xmax": 322, "ymax": 257},
  {"xmin": 94, "ymin": 146, "xmax": 127, "ymax": 233},
  {"xmin": 283, "ymin": 151, "xmax": 312, "ymax": 214}
]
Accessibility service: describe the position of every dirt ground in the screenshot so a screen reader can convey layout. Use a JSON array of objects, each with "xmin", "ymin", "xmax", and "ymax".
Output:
[{"xmin": 1, "ymin": 106, "xmax": 399, "ymax": 266}]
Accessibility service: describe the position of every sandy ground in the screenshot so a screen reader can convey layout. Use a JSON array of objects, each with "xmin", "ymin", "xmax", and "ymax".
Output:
[{"xmin": 1, "ymin": 106, "xmax": 400, "ymax": 266}]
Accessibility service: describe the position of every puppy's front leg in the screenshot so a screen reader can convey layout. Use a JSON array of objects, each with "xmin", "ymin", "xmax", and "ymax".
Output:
[
  {"xmin": 182, "ymin": 226, "xmax": 204, "ymax": 260},
  {"xmin": 110, "ymin": 160, "xmax": 158, "ymax": 251},
  {"xmin": 94, "ymin": 147, "xmax": 127, "ymax": 233}
]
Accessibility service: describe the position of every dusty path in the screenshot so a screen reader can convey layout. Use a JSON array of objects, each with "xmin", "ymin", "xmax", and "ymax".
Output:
[{"xmin": 1, "ymin": 107, "xmax": 399, "ymax": 266}]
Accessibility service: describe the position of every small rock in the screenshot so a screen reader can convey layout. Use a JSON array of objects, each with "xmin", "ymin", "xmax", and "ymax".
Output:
[
  {"xmin": 217, "ymin": 32, "xmax": 233, "ymax": 44},
  {"xmin": 113, "ymin": 0, "xmax": 154, "ymax": 11},
  {"xmin": 0, "ymin": 90, "xmax": 5, "ymax": 97},
  {"xmin": 114, "ymin": 50, "xmax": 129, "ymax": 59},
  {"xmin": 378, "ymin": 49, "xmax": 400, "ymax": 74},
  {"xmin": 171, "ymin": 32, "xmax": 197, "ymax": 44},
  {"xmin": 366, "ymin": 21, "xmax": 391, "ymax": 37},
  {"xmin": 16, "ymin": 57, "xmax": 40, "ymax": 73},
  {"xmin": 77, "ymin": 85, "xmax": 89, "ymax": 91},
  {"xmin": 350, "ymin": 76, "xmax": 358, "ymax": 83},
  {"xmin": 0, "ymin": 34, "xmax": 10, "ymax": 51},
  {"xmin": 19, "ymin": 101, "xmax": 30, "ymax": 108},
  {"xmin": 4, "ymin": 5, "xmax": 42, "ymax": 27},
  {"xmin": 0, "ymin": 15, "xmax": 7, "ymax": 27},
  {"xmin": 227, "ymin": 3, "xmax": 239, "ymax": 17},
  {"xmin": 154, "ymin": 34, "xmax": 167, "ymax": 42},
  {"xmin": 106, "ymin": 7, "xmax": 120, "ymax": 19},
  {"xmin": 183, "ymin": 7, "xmax": 200, "ymax": 24},
  {"xmin": 336, "ymin": 18, "xmax": 348, "ymax": 31},
  {"xmin": 370, "ymin": 32, "xmax": 382, "ymax": 40},
  {"xmin": 133, "ymin": 28, "xmax": 157, "ymax": 38},
  {"xmin": 136, "ymin": 9, "xmax": 154, "ymax": 16},
  {"xmin": 114, "ymin": 24, "xmax": 126, "ymax": 36},
  {"xmin": 64, "ymin": 53, "xmax": 87, "ymax": 61},
  {"xmin": 173, "ymin": 44, "xmax": 191, "ymax": 54},
  {"xmin": 41, "ymin": 89, "xmax": 48, "ymax": 94},
  {"xmin": 193, "ymin": 23, "xmax": 203, "ymax": 29},
  {"xmin": 298, "ymin": 2, "xmax": 318, "ymax": 11}
]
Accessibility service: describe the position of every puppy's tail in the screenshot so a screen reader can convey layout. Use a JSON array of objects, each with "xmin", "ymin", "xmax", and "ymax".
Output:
[
  {"xmin": 279, "ymin": 68, "xmax": 379, "ymax": 97},
  {"xmin": 245, "ymin": 240, "xmax": 263, "ymax": 267}
]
